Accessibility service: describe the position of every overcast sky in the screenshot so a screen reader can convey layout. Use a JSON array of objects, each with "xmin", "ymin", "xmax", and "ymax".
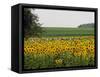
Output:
[{"xmin": 32, "ymin": 9, "xmax": 94, "ymax": 28}]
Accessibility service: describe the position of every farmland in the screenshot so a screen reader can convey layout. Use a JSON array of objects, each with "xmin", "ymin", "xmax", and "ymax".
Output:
[
  {"xmin": 24, "ymin": 27, "xmax": 95, "ymax": 69},
  {"xmin": 42, "ymin": 27, "xmax": 94, "ymax": 37}
]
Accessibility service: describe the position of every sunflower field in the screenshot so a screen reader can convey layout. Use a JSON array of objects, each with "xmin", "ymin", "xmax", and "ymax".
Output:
[{"xmin": 24, "ymin": 36, "xmax": 95, "ymax": 69}]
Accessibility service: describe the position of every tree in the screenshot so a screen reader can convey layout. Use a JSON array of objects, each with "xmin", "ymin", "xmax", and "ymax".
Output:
[
  {"xmin": 24, "ymin": 8, "xmax": 42, "ymax": 38},
  {"xmin": 78, "ymin": 23, "xmax": 94, "ymax": 28}
]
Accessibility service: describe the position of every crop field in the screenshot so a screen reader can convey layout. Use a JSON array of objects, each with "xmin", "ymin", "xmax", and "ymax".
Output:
[
  {"xmin": 42, "ymin": 27, "xmax": 94, "ymax": 37},
  {"xmin": 24, "ymin": 27, "xmax": 95, "ymax": 69}
]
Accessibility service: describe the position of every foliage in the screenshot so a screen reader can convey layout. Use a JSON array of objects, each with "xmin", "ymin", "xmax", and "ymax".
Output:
[
  {"xmin": 24, "ymin": 36, "xmax": 95, "ymax": 69},
  {"xmin": 78, "ymin": 23, "xmax": 94, "ymax": 28},
  {"xmin": 24, "ymin": 8, "xmax": 42, "ymax": 38}
]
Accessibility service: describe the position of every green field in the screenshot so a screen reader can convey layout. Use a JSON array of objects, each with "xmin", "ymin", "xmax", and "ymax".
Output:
[{"xmin": 42, "ymin": 27, "xmax": 94, "ymax": 37}]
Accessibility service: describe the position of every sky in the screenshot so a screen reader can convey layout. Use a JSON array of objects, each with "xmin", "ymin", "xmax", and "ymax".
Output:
[{"xmin": 31, "ymin": 9, "xmax": 94, "ymax": 28}]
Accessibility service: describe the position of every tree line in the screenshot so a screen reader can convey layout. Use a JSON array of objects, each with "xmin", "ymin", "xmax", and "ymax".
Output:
[{"xmin": 78, "ymin": 23, "xmax": 94, "ymax": 28}]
